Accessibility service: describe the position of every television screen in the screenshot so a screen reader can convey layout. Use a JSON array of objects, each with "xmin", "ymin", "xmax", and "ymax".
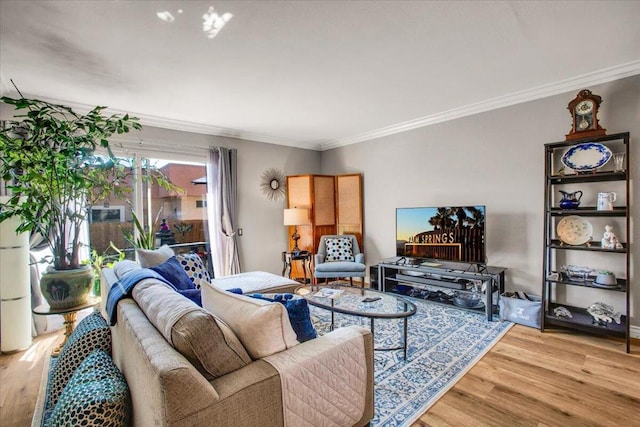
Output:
[{"xmin": 396, "ymin": 206, "xmax": 486, "ymax": 264}]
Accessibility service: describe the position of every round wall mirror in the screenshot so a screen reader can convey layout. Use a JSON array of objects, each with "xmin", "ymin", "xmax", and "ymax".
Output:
[{"xmin": 260, "ymin": 168, "xmax": 285, "ymax": 201}]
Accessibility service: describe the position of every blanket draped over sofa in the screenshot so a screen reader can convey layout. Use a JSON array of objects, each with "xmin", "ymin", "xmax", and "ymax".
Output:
[{"xmin": 264, "ymin": 327, "xmax": 367, "ymax": 426}]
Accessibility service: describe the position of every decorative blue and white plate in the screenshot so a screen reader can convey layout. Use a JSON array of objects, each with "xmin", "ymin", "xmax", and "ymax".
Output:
[{"xmin": 561, "ymin": 142, "xmax": 612, "ymax": 173}]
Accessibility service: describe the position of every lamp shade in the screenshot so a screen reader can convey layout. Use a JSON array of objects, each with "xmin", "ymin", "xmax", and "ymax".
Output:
[{"xmin": 283, "ymin": 208, "xmax": 309, "ymax": 226}]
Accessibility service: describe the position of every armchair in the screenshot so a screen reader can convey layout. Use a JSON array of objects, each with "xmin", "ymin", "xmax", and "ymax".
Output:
[{"xmin": 314, "ymin": 235, "xmax": 366, "ymax": 287}]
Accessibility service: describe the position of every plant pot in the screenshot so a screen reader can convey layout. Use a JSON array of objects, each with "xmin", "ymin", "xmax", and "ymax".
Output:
[{"xmin": 39, "ymin": 266, "xmax": 94, "ymax": 309}]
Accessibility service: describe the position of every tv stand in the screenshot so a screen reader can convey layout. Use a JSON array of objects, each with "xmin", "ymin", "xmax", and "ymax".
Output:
[{"xmin": 376, "ymin": 260, "xmax": 507, "ymax": 321}]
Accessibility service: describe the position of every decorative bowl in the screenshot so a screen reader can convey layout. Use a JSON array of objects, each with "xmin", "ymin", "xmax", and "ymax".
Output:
[
  {"xmin": 594, "ymin": 271, "xmax": 617, "ymax": 286},
  {"xmin": 561, "ymin": 265, "xmax": 594, "ymax": 281},
  {"xmin": 452, "ymin": 292, "xmax": 482, "ymax": 308}
]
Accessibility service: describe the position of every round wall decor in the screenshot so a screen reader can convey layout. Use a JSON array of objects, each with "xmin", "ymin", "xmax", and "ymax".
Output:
[{"xmin": 260, "ymin": 168, "xmax": 285, "ymax": 201}]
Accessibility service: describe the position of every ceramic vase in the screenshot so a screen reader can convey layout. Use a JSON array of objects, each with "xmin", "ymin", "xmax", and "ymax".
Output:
[{"xmin": 39, "ymin": 265, "xmax": 94, "ymax": 309}]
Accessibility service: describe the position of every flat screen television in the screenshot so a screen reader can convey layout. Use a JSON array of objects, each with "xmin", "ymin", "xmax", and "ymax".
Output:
[{"xmin": 396, "ymin": 206, "xmax": 486, "ymax": 264}]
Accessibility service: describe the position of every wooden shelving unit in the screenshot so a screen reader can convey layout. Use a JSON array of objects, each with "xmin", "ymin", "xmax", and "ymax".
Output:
[{"xmin": 541, "ymin": 132, "xmax": 631, "ymax": 352}]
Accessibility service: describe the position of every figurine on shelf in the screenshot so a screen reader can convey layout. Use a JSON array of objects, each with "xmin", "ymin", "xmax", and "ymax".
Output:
[{"xmin": 601, "ymin": 225, "xmax": 623, "ymax": 250}]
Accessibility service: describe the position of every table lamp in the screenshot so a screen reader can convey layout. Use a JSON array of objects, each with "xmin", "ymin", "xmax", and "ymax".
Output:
[{"xmin": 283, "ymin": 207, "xmax": 309, "ymax": 254}]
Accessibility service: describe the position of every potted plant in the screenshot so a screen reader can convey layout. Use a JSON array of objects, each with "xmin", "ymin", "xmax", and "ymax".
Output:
[{"xmin": 0, "ymin": 95, "xmax": 171, "ymax": 308}]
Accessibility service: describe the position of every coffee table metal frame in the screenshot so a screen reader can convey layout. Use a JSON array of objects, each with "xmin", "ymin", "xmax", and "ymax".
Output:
[{"xmin": 296, "ymin": 285, "xmax": 416, "ymax": 360}]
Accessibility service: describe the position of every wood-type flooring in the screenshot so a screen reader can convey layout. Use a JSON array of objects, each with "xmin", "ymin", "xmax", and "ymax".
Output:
[{"xmin": 1, "ymin": 325, "xmax": 638, "ymax": 427}]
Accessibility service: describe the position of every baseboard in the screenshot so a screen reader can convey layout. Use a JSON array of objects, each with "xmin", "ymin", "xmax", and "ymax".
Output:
[{"xmin": 630, "ymin": 325, "xmax": 640, "ymax": 339}]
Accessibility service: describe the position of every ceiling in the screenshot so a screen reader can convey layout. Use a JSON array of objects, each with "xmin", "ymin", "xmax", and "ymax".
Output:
[{"xmin": 1, "ymin": 1, "xmax": 639, "ymax": 151}]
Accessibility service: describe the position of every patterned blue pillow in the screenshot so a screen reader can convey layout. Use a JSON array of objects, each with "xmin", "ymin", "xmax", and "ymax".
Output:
[
  {"xmin": 48, "ymin": 310, "xmax": 111, "ymax": 407},
  {"xmin": 247, "ymin": 293, "xmax": 317, "ymax": 342},
  {"xmin": 177, "ymin": 253, "xmax": 211, "ymax": 289},
  {"xmin": 50, "ymin": 349, "xmax": 130, "ymax": 426},
  {"xmin": 325, "ymin": 237, "xmax": 355, "ymax": 262}
]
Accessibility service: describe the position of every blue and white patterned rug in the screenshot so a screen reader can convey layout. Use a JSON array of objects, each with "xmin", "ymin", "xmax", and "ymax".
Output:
[{"xmin": 309, "ymin": 297, "xmax": 513, "ymax": 427}]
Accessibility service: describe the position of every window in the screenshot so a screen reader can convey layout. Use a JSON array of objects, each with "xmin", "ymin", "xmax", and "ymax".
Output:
[{"xmin": 87, "ymin": 155, "xmax": 210, "ymax": 266}]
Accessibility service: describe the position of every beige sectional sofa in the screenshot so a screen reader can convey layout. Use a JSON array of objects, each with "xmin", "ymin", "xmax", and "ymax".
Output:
[{"xmin": 100, "ymin": 264, "xmax": 375, "ymax": 426}]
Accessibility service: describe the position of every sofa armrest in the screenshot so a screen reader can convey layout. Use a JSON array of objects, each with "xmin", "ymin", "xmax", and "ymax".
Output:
[
  {"xmin": 314, "ymin": 253, "xmax": 325, "ymax": 265},
  {"xmin": 355, "ymin": 253, "xmax": 365, "ymax": 264},
  {"xmin": 264, "ymin": 325, "xmax": 374, "ymax": 427}
]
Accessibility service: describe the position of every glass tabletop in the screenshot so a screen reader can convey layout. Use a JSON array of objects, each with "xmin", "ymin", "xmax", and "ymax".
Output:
[{"xmin": 296, "ymin": 285, "xmax": 416, "ymax": 319}]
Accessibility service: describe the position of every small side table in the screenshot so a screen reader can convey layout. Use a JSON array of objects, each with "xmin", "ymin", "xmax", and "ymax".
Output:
[
  {"xmin": 33, "ymin": 296, "xmax": 101, "ymax": 356},
  {"xmin": 281, "ymin": 251, "xmax": 312, "ymax": 283}
]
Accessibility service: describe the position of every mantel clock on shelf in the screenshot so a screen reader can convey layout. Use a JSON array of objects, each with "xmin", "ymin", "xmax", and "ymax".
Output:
[{"xmin": 565, "ymin": 89, "xmax": 606, "ymax": 141}]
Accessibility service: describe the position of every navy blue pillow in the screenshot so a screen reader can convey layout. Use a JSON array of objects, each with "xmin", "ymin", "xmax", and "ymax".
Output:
[
  {"xmin": 178, "ymin": 289, "xmax": 202, "ymax": 306},
  {"xmin": 248, "ymin": 293, "xmax": 317, "ymax": 342},
  {"xmin": 150, "ymin": 256, "xmax": 195, "ymax": 291}
]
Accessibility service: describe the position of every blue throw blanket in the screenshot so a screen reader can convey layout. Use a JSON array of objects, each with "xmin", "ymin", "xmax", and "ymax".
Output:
[{"xmin": 106, "ymin": 268, "xmax": 177, "ymax": 326}]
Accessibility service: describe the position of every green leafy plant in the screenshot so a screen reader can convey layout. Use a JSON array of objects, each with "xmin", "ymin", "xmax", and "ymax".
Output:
[
  {"xmin": 122, "ymin": 210, "xmax": 162, "ymax": 250},
  {"xmin": 0, "ymin": 95, "xmax": 175, "ymax": 270},
  {"xmin": 174, "ymin": 222, "xmax": 193, "ymax": 238},
  {"xmin": 84, "ymin": 243, "xmax": 126, "ymax": 295}
]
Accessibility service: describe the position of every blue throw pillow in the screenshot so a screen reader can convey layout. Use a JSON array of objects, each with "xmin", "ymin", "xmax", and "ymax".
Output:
[
  {"xmin": 247, "ymin": 293, "xmax": 317, "ymax": 342},
  {"xmin": 50, "ymin": 349, "xmax": 130, "ymax": 426},
  {"xmin": 179, "ymin": 288, "xmax": 202, "ymax": 306},
  {"xmin": 48, "ymin": 310, "xmax": 111, "ymax": 407},
  {"xmin": 150, "ymin": 256, "xmax": 195, "ymax": 291},
  {"xmin": 226, "ymin": 288, "xmax": 243, "ymax": 294}
]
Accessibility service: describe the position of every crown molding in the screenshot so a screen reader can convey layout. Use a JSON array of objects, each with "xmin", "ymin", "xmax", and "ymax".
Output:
[
  {"xmin": 3, "ymin": 60, "xmax": 638, "ymax": 152},
  {"xmin": 319, "ymin": 60, "xmax": 640, "ymax": 151}
]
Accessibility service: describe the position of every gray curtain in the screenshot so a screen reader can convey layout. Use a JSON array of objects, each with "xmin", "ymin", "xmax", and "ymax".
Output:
[{"xmin": 206, "ymin": 147, "xmax": 240, "ymax": 277}]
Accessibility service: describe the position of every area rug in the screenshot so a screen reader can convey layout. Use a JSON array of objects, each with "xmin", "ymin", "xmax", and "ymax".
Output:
[{"xmin": 309, "ymin": 296, "xmax": 513, "ymax": 427}]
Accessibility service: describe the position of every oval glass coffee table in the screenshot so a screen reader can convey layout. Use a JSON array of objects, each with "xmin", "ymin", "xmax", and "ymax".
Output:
[{"xmin": 296, "ymin": 285, "xmax": 416, "ymax": 360}]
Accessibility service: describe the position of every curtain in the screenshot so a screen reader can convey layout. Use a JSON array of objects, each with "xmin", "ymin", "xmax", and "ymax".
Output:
[{"xmin": 206, "ymin": 147, "xmax": 240, "ymax": 277}]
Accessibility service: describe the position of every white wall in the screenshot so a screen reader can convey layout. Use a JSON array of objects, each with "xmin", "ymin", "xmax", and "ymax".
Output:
[{"xmin": 320, "ymin": 75, "xmax": 640, "ymax": 327}]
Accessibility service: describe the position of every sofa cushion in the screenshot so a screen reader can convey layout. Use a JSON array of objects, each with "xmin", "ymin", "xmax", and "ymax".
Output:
[
  {"xmin": 315, "ymin": 261, "xmax": 365, "ymax": 273},
  {"xmin": 177, "ymin": 253, "xmax": 211, "ymax": 289},
  {"xmin": 136, "ymin": 244, "xmax": 175, "ymax": 268},
  {"xmin": 247, "ymin": 294, "xmax": 317, "ymax": 342},
  {"xmin": 132, "ymin": 280, "xmax": 251, "ymax": 379},
  {"xmin": 50, "ymin": 349, "xmax": 130, "ymax": 426},
  {"xmin": 113, "ymin": 260, "xmax": 141, "ymax": 279},
  {"xmin": 211, "ymin": 271, "xmax": 299, "ymax": 294},
  {"xmin": 325, "ymin": 237, "xmax": 355, "ymax": 262},
  {"xmin": 202, "ymin": 283, "xmax": 299, "ymax": 359},
  {"xmin": 48, "ymin": 310, "xmax": 112, "ymax": 406},
  {"xmin": 150, "ymin": 256, "xmax": 195, "ymax": 291}
]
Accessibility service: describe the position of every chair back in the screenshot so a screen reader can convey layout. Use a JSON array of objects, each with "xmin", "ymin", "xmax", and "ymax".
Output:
[{"xmin": 317, "ymin": 234, "xmax": 361, "ymax": 257}]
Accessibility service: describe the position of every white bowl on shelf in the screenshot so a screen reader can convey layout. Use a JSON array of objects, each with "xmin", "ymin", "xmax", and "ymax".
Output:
[{"xmin": 594, "ymin": 272, "xmax": 616, "ymax": 286}]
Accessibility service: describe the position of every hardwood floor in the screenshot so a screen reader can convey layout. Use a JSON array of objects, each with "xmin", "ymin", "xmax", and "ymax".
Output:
[
  {"xmin": 1, "ymin": 326, "xmax": 638, "ymax": 426},
  {"xmin": 0, "ymin": 330, "xmax": 61, "ymax": 427},
  {"xmin": 416, "ymin": 326, "xmax": 640, "ymax": 427}
]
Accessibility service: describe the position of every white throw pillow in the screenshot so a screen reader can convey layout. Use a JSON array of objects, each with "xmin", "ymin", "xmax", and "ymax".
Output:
[
  {"xmin": 136, "ymin": 245, "xmax": 175, "ymax": 268},
  {"xmin": 201, "ymin": 282, "xmax": 299, "ymax": 359}
]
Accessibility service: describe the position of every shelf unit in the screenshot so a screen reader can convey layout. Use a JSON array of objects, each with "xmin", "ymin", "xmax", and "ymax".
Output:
[
  {"xmin": 542, "ymin": 132, "xmax": 631, "ymax": 352},
  {"xmin": 376, "ymin": 260, "xmax": 506, "ymax": 321}
]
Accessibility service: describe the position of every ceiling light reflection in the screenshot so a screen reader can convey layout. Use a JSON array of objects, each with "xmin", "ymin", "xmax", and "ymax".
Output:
[
  {"xmin": 202, "ymin": 6, "xmax": 233, "ymax": 39},
  {"xmin": 157, "ymin": 11, "xmax": 175, "ymax": 23}
]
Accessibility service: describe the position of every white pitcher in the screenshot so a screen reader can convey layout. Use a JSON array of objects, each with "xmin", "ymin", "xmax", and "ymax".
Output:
[{"xmin": 597, "ymin": 192, "xmax": 616, "ymax": 211}]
